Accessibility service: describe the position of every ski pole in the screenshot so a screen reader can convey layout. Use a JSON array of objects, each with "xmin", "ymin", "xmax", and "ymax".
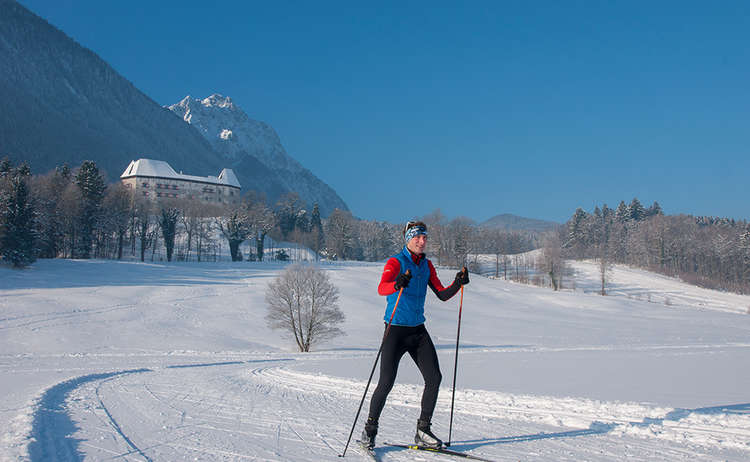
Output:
[
  {"xmin": 339, "ymin": 270, "xmax": 410, "ymax": 458},
  {"xmin": 447, "ymin": 270, "xmax": 466, "ymax": 447}
]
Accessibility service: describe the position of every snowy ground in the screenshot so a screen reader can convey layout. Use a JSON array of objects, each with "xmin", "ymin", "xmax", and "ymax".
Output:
[{"xmin": 2, "ymin": 258, "xmax": 750, "ymax": 461}]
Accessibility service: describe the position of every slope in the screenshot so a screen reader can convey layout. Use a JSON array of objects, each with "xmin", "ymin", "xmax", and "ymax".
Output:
[{"xmin": 1, "ymin": 260, "xmax": 750, "ymax": 460}]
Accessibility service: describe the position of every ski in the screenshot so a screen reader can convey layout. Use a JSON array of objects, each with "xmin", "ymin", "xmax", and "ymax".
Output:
[
  {"xmin": 355, "ymin": 440, "xmax": 380, "ymax": 462},
  {"xmin": 385, "ymin": 443, "xmax": 497, "ymax": 462}
]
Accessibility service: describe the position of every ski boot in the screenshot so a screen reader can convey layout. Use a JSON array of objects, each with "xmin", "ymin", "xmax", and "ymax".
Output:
[
  {"xmin": 360, "ymin": 418, "xmax": 378, "ymax": 449},
  {"xmin": 415, "ymin": 419, "xmax": 443, "ymax": 449}
]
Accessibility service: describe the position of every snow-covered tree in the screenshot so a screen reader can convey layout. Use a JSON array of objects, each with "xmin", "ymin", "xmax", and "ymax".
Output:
[
  {"xmin": 324, "ymin": 209, "xmax": 356, "ymax": 260},
  {"xmin": 0, "ymin": 166, "xmax": 37, "ymax": 268},
  {"xmin": 159, "ymin": 207, "xmax": 180, "ymax": 262},
  {"xmin": 247, "ymin": 200, "xmax": 276, "ymax": 261},
  {"xmin": 629, "ymin": 197, "xmax": 646, "ymax": 221},
  {"xmin": 564, "ymin": 207, "xmax": 589, "ymax": 258},
  {"xmin": 615, "ymin": 201, "xmax": 630, "ymax": 223},
  {"xmin": 218, "ymin": 208, "xmax": 251, "ymax": 262}
]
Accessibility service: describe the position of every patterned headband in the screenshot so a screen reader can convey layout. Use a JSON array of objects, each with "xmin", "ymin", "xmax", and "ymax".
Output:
[{"xmin": 404, "ymin": 225, "xmax": 428, "ymax": 243}]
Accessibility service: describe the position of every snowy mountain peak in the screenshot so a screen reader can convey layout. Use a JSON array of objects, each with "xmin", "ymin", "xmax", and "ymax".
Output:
[
  {"xmin": 167, "ymin": 94, "xmax": 349, "ymax": 215},
  {"xmin": 201, "ymin": 93, "xmax": 235, "ymax": 110}
]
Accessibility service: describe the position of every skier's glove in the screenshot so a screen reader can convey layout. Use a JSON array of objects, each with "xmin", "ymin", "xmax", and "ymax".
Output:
[
  {"xmin": 394, "ymin": 271, "xmax": 412, "ymax": 290},
  {"xmin": 455, "ymin": 267, "xmax": 470, "ymax": 286}
]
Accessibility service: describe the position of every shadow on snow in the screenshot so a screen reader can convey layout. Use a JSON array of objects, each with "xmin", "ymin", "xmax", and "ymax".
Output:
[
  {"xmin": 443, "ymin": 402, "xmax": 750, "ymax": 452},
  {"xmin": 28, "ymin": 368, "xmax": 152, "ymax": 462}
]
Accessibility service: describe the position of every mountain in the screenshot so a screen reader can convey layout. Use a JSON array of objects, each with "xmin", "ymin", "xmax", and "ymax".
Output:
[
  {"xmin": 168, "ymin": 95, "xmax": 348, "ymax": 215},
  {"xmin": 0, "ymin": 0, "xmax": 348, "ymax": 216},
  {"xmin": 480, "ymin": 213, "xmax": 558, "ymax": 233},
  {"xmin": 0, "ymin": 0, "xmax": 225, "ymax": 181}
]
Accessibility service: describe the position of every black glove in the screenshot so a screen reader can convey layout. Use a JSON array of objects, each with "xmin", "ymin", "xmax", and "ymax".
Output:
[
  {"xmin": 394, "ymin": 270, "xmax": 412, "ymax": 290},
  {"xmin": 455, "ymin": 267, "xmax": 470, "ymax": 286}
]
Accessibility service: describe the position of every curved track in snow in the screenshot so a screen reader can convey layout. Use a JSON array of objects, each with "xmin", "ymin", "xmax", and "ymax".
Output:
[{"xmin": 23, "ymin": 355, "xmax": 750, "ymax": 461}]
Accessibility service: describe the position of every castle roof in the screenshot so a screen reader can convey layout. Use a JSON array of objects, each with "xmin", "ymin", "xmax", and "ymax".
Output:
[{"xmin": 121, "ymin": 159, "xmax": 241, "ymax": 189}]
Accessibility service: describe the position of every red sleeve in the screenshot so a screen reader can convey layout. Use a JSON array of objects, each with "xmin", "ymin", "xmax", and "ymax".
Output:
[
  {"xmin": 427, "ymin": 260, "xmax": 447, "ymax": 291},
  {"xmin": 378, "ymin": 257, "xmax": 400, "ymax": 296}
]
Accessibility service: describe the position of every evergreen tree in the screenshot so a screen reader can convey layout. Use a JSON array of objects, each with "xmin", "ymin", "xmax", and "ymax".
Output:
[
  {"xmin": 564, "ymin": 208, "xmax": 589, "ymax": 258},
  {"xmin": 0, "ymin": 157, "xmax": 11, "ymax": 177},
  {"xmin": 74, "ymin": 161, "xmax": 106, "ymax": 258},
  {"xmin": 740, "ymin": 227, "xmax": 750, "ymax": 282},
  {"xmin": 32, "ymin": 167, "xmax": 69, "ymax": 258},
  {"xmin": 647, "ymin": 201, "xmax": 664, "ymax": 217},
  {"xmin": 0, "ymin": 167, "xmax": 37, "ymax": 267},
  {"xmin": 310, "ymin": 203, "xmax": 324, "ymax": 254},
  {"xmin": 615, "ymin": 201, "xmax": 630, "ymax": 222},
  {"xmin": 275, "ymin": 192, "xmax": 302, "ymax": 239},
  {"xmin": 629, "ymin": 197, "xmax": 646, "ymax": 221}
]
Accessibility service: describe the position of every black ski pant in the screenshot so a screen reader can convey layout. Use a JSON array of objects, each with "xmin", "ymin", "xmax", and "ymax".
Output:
[{"xmin": 367, "ymin": 323, "xmax": 442, "ymax": 425}]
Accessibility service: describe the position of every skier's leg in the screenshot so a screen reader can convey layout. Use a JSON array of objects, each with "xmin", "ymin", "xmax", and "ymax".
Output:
[
  {"xmin": 409, "ymin": 326, "xmax": 442, "ymax": 422},
  {"xmin": 409, "ymin": 326, "xmax": 443, "ymax": 448},
  {"xmin": 367, "ymin": 325, "xmax": 408, "ymax": 423}
]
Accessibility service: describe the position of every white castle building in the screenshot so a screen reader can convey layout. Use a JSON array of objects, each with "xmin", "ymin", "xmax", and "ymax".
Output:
[{"xmin": 120, "ymin": 158, "xmax": 241, "ymax": 206}]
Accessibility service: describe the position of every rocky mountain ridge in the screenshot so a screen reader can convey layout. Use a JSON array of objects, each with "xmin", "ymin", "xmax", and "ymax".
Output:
[{"xmin": 0, "ymin": 0, "xmax": 348, "ymax": 215}]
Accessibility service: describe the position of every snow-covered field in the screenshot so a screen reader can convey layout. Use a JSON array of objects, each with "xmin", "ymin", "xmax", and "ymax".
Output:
[{"xmin": 2, "ymin": 259, "xmax": 750, "ymax": 461}]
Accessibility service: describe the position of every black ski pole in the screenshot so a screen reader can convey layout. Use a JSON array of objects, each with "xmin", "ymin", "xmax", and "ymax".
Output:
[
  {"xmin": 447, "ymin": 271, "xmax": 465, "ymax": 447},
  {"xmin": 339, "ymin": 270, "xmax": 410, "ymax": 458}
]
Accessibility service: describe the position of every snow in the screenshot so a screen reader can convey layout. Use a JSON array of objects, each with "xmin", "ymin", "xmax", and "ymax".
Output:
[{"xmin": 1, "ymin": 259, "xmax": 750, "ymax": 461}]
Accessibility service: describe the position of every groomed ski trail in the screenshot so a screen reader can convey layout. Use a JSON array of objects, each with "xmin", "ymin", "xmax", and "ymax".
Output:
[{"xmin": 18, "ymin": 354, "xmax": 750, "ymax": 461}]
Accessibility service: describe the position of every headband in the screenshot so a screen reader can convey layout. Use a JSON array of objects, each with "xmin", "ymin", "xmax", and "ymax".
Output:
[{"xmin": 404, "ymin": 225, "xmax": 427, "ymax": 243}]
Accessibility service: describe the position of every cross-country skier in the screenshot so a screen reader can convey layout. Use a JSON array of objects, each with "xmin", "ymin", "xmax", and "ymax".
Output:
[{"xmin": 361, "ymin": 220, "xmax": 469, "ymax": 449}]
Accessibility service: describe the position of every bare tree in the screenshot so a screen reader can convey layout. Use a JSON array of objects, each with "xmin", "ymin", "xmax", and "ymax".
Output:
[
  {"xmin": 422, "ymin": 209, "xmax": 447, "ymax": 265},
  {"xmin": 446, "ymin": 217, "xmax": 475, "ymax": 268},
  {"xmin": 265, "ymin": 264, "xmax": 344, "ymax": 352},
  {"xmin": 324, "ymin": 209, "xmax": 356, "ymax": 260},
  {"xmin": 101, "ymin": 183, "xmax": 133, "ymax": 259},
  {"xmin": 540, "ymin": 232, "xmax": 564, "ymax": 290},
  {"xmin": 132, "ymin": 197, "xmax": 155, "ymax": 262}
]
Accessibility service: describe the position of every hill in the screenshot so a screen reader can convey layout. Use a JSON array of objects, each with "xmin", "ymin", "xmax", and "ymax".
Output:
[
  {"xmin": 2, "ymin": 259, "xmax": 750, "ymax": 460},
  {"xmin": 480, "ymin": 213, "xmax": 558, "ymax": 232}
]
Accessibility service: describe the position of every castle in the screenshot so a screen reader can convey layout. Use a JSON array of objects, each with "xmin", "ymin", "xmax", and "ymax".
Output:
[{"xmin": 120, "ymin": 159, "xmax": 241, "ymax": 206}]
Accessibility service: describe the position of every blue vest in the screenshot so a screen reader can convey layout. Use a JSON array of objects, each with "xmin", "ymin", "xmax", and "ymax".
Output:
[{"xmin": 384, "ymin": 247, "xmax": 430, "ymax": 326}]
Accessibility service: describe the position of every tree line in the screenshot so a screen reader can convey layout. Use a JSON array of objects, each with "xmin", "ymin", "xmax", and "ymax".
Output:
[
  {"xmin": 560, "ymin": 197, "xmax": 750, "ymax": 295},
  {"xmin": 0, "ymin": 158, "xmax": 540, "ymax": 270}
]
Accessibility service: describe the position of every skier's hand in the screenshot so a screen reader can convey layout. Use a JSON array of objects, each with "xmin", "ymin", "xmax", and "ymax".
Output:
[
  {"xmin": 394, "ymin": 270, "xmax": 412, "ymax": 290},
  {"xmin": 455, "ymin": 267, "xmax": 470, "ymax": 286}
]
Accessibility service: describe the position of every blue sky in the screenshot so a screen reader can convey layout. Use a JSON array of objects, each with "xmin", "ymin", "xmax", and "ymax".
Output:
[{"xmin": 19, "ymin": 1, "xmax": 750, "ymax": 224}]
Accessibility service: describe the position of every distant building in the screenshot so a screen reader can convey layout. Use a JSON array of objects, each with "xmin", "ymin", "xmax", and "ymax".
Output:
[{"xmin": 120, "ymin": 158, "xmax": 241, "ymax": 206}]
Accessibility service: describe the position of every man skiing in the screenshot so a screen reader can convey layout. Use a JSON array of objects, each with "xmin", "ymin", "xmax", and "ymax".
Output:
[{"xmin": 361, "ymin": 220, "xmax": 469, "ymax": 449}]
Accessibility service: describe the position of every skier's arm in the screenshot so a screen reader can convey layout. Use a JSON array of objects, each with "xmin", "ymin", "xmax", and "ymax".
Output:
[
  {"xmin": 427, "ymin": 260, "xmax": 462, "ymax": 301},
  {"xmin": 378, "ymin": 258, "xmax": 401, "ymax": 296}
]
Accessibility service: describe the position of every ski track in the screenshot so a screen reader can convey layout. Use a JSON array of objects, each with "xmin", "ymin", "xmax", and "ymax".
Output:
[{"xmin": 15, "ymin": 355, "xmax": 750, "ymax": 462}]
